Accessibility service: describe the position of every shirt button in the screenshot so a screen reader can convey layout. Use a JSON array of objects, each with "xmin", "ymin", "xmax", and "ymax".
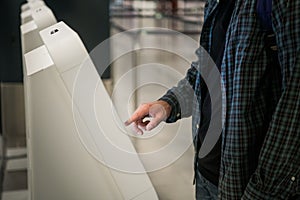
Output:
[
  {"xmin": 291, "ymin": 177, "xmax": 296, "ymax": 182},
  {"xmin": 176, "ymin": 113, "xmax": 180, "ymax": 117}
]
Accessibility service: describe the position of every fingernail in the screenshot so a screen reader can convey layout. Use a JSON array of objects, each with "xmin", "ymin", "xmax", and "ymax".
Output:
[{"xmin": 124, "ymin": 121, "xmax": 129, "ymax": 126}]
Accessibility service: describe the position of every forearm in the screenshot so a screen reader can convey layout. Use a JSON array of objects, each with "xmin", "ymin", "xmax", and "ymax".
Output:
[{"xmin": 159, "ymin": 62, "xmax": 198, "ymax": 123}]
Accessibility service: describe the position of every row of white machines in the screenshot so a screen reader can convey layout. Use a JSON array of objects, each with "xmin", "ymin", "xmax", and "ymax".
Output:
[{"xmin": 20, "ymin": 1, "xmax": 158, "ymax": 199}]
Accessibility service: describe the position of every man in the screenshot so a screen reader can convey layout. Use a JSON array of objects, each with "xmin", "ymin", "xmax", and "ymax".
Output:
[{"xmin": 125, "ymin": 0, "xmax": 300, "ymax": 199}]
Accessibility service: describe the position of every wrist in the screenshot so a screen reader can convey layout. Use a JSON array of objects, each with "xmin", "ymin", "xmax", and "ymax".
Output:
[{"xmin": 157, "ymin": 100, "xmax": 171, "ymax": 119}]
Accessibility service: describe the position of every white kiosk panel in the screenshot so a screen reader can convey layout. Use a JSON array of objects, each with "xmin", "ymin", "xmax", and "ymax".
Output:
[{"xmin": 24, "ymin": 21, "xmax": 158, "ymax": 200}]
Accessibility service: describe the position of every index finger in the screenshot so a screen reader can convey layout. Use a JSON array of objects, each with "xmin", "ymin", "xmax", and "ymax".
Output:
[{"xmin": 124, "ymin": 107, "xmax": 149, "ymax": 126}]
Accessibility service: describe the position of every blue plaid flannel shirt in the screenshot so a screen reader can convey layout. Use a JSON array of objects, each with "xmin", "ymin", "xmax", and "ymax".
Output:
[{"xmin": 160, "ymin": 0, "xmax": 300, "ymax": 199}]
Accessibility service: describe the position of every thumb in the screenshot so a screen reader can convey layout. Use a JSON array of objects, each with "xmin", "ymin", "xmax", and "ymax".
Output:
[{"xmin": 145, "ymin": 117, "xmax": 162, "ymax": 131}]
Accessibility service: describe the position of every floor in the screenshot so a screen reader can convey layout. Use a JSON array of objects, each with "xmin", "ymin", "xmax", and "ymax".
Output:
[
  {"xmin": 1, "ymin": 83, "xmax": 28, "ymax": 200},
  {"xmin": 1, "ymin": 1, "xmax": 205, "ymax": 199},
  {"xmin": 1, "ymin": 148, "xmax": 28, "ymax": 200}
]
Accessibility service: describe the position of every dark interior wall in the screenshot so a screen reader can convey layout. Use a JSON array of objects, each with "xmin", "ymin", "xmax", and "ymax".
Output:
[
  {"xmin": 0, "ymin": 0, "xmax": 24, "ymax": 83},
  {"xmin": 0, "ymin": 87, "xmax": 2, "ymax": 135},
  {"xmin": 45, "ymin": 0, "xmax": 111, "ymax": 78},
  {"xmin": 46, "ymin": 0, "xmax": 110, "ymax": 52},
  {"xmin": 0, "ymin": 0, "xmax": 110, "ymax": 82}
]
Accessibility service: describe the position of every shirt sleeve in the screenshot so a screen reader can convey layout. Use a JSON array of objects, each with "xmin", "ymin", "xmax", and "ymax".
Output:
[
  {"xmin": 242, "ymin": 57, "xmax": 300, "ymax": 199},
  {"xmin": 159, "ymin": 54, "xmax": 199, "ymax": 123},
  {"xmin": 242, "ymin": 2, "xmax": 300, "ymax": 199}
]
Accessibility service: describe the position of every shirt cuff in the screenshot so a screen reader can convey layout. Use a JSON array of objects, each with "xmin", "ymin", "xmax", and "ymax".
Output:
[{"xmin": 159, "ymin": 91, "xmax": 181, "ymax": 123}]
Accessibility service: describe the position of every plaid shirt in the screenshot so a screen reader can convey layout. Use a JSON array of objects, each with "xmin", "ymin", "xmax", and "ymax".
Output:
[{"xmin": 160, "ymin": 0, "xmax": 300, "ymax": 199}]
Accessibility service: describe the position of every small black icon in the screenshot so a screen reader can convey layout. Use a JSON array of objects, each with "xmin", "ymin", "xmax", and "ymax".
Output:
[{"xmin": 50, "ymin": 29, "xmax": 59, "ymax": 35}]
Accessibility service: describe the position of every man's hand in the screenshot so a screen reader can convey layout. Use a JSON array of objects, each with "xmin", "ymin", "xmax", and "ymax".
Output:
[{"xmin": 124, "ymin": 100, "xmax": 171, "ymax": 135}]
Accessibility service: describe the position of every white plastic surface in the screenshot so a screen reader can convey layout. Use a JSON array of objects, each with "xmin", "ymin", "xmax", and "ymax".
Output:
[
  {"xmin": 20, "ymin": 8, "xmax": 56, "ymax": 55},
  {"xmin": 21, "ymin": 10, "xmax": 33, "ymax": 24},
  {"xmin": 39, "ymin": 22, "xmax": 88, "ymax": 73},
  {"xmin": 20, "ymin": 20, "xmax": 43, "ymax": 74},
  {"xmin": 31, "ymin": 6, "xmax": 56, "ymax": 29},
  {"xmin": 20, "ymin": 2, "xmax": 48, "ymax": 24},
  {"xmin": 28, "ymin": 1, "xmax": 45, "ymax": 9},
  {"xmin": 21, "ymin": 3, "xmax": 30, "ymax": 12},
  {"xmin": 24, "ymin": 21, "xmax": 158, "ymax": 200},
  {"xmin": 25, "ymin": 62, "xmax": 124, "ymax": 200},
  {"xmin": 20, "ymin": 5, "xmax": 56, "ymax": 74},
  {"xmin": 24, "ymin": 45, "xmax": 54, "ymax": 75}
]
